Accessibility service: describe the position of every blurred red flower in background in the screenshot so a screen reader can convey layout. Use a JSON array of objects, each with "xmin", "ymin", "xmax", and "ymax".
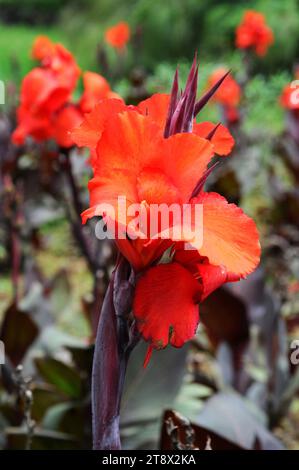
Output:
[
  {"xmin": 32, "ymin": 35, "xmax": 56, "ymax": 61},
  {"xmin": 13, "ymin": 37, "xmax": 81, "ymax": 146},
  {"xmin": 52, "ymin": 105, "xmax": 83, "ymax": 148},
  {"xmin": 12, "ymin": 37, "xmax": 120, "ymax": 148},
  {"xmin": 32, "ymin": 36, "xmax": 80, "ymax": 90},
  {"xmin": 207, "ymin": 68, "xmax": 241, "ymax": 124},
  {"xmin": 280, "ymin": 77, "xmax": 299, "ymax": 110},
  {"xmin": 104, "ymin": 21, "xmax": 131, "ymax": 50},
  {"xmin": 280, "ymin": 71, "xmax": 299, "ymax": 145},
  {"xmin": 80, "ymin": 71, "xmax": 123, "ymax": 114},
  {"xmin": 12, "ymin": 67, "xmax": 76, "ymax": 145},
  {"xmin": 208, "ymin": 68, "xmax": 241, "ymax": 107},
  {"xmin": 236, "ymin": 10, "xmax": 274, "ymax": 56}
]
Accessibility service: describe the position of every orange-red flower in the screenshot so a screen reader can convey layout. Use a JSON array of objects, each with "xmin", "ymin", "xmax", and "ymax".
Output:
[
  {"xmin": 73, "ymin": 61, "xmax": 260, "ymax": 357},
  {"xmin": 137, "ymin": 93, "xmax": 235, "ymax": 156},
  {"xmin": 13, "ymin": 36, "xmax": 83, "ymax": 147},
  {"xmin": 104, "ymin": 22, "xmax": 130, "ymax": 50},
  {"xmin": 12, "ymin": 67, "xmax": 73, "ymax": 144},
  {"xmin": 280, "ymin": 81, "xmax": 299, "ymax": 110},
  {"xmin": 236, "ymin": 10, "xmax": 274, "ymax": 56},
  {"xmin": 32, "ymin": 36, "xmax": 80, "ymax": 90},
  {"xmin": 207, "ymin": 68, "xmax": 241, "ymax": 124},
  {"xmin": 133, "ymin": 190, "xmax": 260, "ymax": 360},
  {"xmin": 32, "ymin": 35, "xmax": 56, "ymax": 61},
  {"xmin": 79, "ymin": 71, "xmax": 122, "ymax": 114},
  {"xmin": 52, "ymin": 105, "xmax": 83, "ymax": 148},
  {"xmin": 208, "ymin": 68, "xmax": 241, "ymax": 107},
  {"xmin": 280, "ymin": 72, "xmax": 299, "ymax": 144},
  {"xmin": 134, "ymin": 256, "xmax": 241, "ymax": 360}
]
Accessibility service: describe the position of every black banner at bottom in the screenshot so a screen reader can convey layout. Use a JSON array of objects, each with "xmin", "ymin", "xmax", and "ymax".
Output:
[{"xmin": 0, "ymin": 449, "xmax": 293, "ymax": 467}]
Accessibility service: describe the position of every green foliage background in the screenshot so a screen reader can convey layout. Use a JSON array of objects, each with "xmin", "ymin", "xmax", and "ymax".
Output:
[
  {"xmin": 1, "ymin": 0, "xmax": 299, "ymax": 75},
  {"xmin": 58, "ymin": 0, "xmax": 299, "ymax": 71},
  {"xmin": 0, "ymin": 0, "xmax": 297, "ymax": 135}
]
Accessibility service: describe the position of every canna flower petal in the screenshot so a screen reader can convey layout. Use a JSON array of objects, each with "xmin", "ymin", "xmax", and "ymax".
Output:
[
  {"xmin": 93, "ymin": 110, "xmax": 158, "ymax": 176},
  {"xmin": 195, "ymin": 262, "xmax": 240, "ymax": 300},
  {"xmin": 104, "ymin": 21, "xmax": 131, "ymax": 50},
  {"xmin": 93, "ymin": 110, "xmax": 214, "ymax": 203},
  {"xmin": 81, "ymin": 108, "xmax": 214, "ymax": 271},
  {"xmin": 32, "ymin": 35, "xmax": 56, "ymax": 60},
  {"xmin": 133, "ymin": 262, "xmax": 201, "ymax": 348},
  {"xmin": 12, "ymin": 68, "xmax": 71, "ymax": 144},
  {"xmin": 41, "ymin": 42, "xmax": 80, "ymax": 90},
  {"xmin": 20, "ymin": 68, "xmax": 71, "ymax": 114},
  {"xmin": 138, "ymin": 94, "xmax": 235, "ymax": 155},
  {"xmin": 155, "ymin": 132, "xmax": 214, "ymax": 202},
  {"xmin": 71, "ymin": 98, "xmax": 126, "ymax": 149},
  {"xmin": 12, "ymin": 110, "xmax": 53, "ymax": 145},
  {"xmin": 31, "ymin": 36, "xmax": 80, "ymax": 91},
  {"xmin": 80, "ymin": 71, "xmax": 123, "ymax": 114},
  {"xmin": 52, "ymin": 105, "xmax": 83, "ymax": 148},
  {"xmin": 13, "ymin": 37, "xmax": 80, "ymax": 147},
  {"xmin": 173, "ymin": 248, "xmax": 240, "ymax": 299},
  {"xmin": 224, "ymin": 105, "xmax": 240, "ymax": 124},
  {"xmin": 193, "ymin": 121, "xmax": 235, "ymax": 156},
  {"xmin": 137, "ymin": 93, "xmax": 170, "ymax": 129},
  {"xmin": 207, "ymin": 68, "xmax": 241, "ymax": 107},
  {"xmin": 235, "ymin": 10, "xmax": 274, "ymax": 56},
  {"xmin": 280, "ymin": 82, "xmax": 299, "ymax": 110},
  {"xmin": 190, "ymin": 192, "xmax": 261, "ymax": 276}
]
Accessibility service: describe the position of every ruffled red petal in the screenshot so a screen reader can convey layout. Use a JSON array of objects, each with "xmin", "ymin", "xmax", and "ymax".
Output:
[
  {"xmin": 193, "ymin": 121, "xmax": 235, "ymax": 156},
  {"xmin": 80, "ymin": 71, "xmax": 122, "ymax": 114},
  {"xmin": 71, "ymin": 98, "xmax": 126, "ymax": 149},
  {"xmin": 137, "ymin": 94, "xmax": 170, "ymax": 130},
  {"xmin": 190, "ymin": 192, "xmax": 261, "ymax": 276},
  {"xmin": 133, "ymin": 262, "xmax": 201, "ymax": 348}
]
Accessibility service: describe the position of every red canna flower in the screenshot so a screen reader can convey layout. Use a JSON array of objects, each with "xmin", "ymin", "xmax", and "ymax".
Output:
[
  {"xmin": 72, "ymin": 98, "xmax": 127, "ymax": 150},
  {"xmin": 73, "ymin": 60, "xmax": 260, "ymax": 358},
  {"xmin": 72, "ymin": 85, "xmax": 235, "ymax": 158},
  {"xmin": 12, "ymin": 105, "xmax": 53, "ymax": 145},
  {"xmin": 13, "ymin": 37, "xmax": 83, "ymax": 147},
  {"xmin": 236, "ymin": 10, "xmax": 274, "ymax": 56},
  {"xmin": 79, "ymin": 71, "xmax": 123, "ymax": 114},
  {"xmin": 280, "ymin": 73, "xmax": 299, "ymax": 145},
  {"xmin": 207, "ymin": 68, "xmax": 241, "ymax": 125},
  {"xmin": 32, "ymin": 35, "xmax": 56, "ymax": 61},
  {"xmin": 136, "ymin": 93, "xmax": 235, "ymax": 156},
  {"xmin": 12, "ymin": 67, "xmax": 72, "ymax": 144},
  {"xmin": 134, "ymin": 261, "xmax": 239, "ymax": 363},
  {"xmin": 207, "ymin": 68, "xmax": 241, "ymax": 107},
  {"xmin": 133, "ymin": 189, "xmax": 259, "ymax": 363},
  {"xmin": 104, "ymin": 21, "xmax": 131, "ymax": 50},
  {"xmin": 52, "ymin": 105, "xmax": 83, "ymax": 148},
  {"xmin": 280, "ymin": 81, "xmax": 299, "ymax": 110},
  {"xmin": 32, "ymin": 36, "xmax": 80, "ymax": 90}
]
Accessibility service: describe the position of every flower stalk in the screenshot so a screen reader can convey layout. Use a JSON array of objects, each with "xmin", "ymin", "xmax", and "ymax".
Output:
[{"xmin": 92, "ymin": 255, "xmax": 138, "ymax": 450}]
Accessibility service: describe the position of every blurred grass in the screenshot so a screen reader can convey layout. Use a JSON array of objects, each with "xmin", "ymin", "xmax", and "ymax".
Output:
[{"xmin": 0, "ymin": 23, "xmax": 68, "ymax": 82}]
